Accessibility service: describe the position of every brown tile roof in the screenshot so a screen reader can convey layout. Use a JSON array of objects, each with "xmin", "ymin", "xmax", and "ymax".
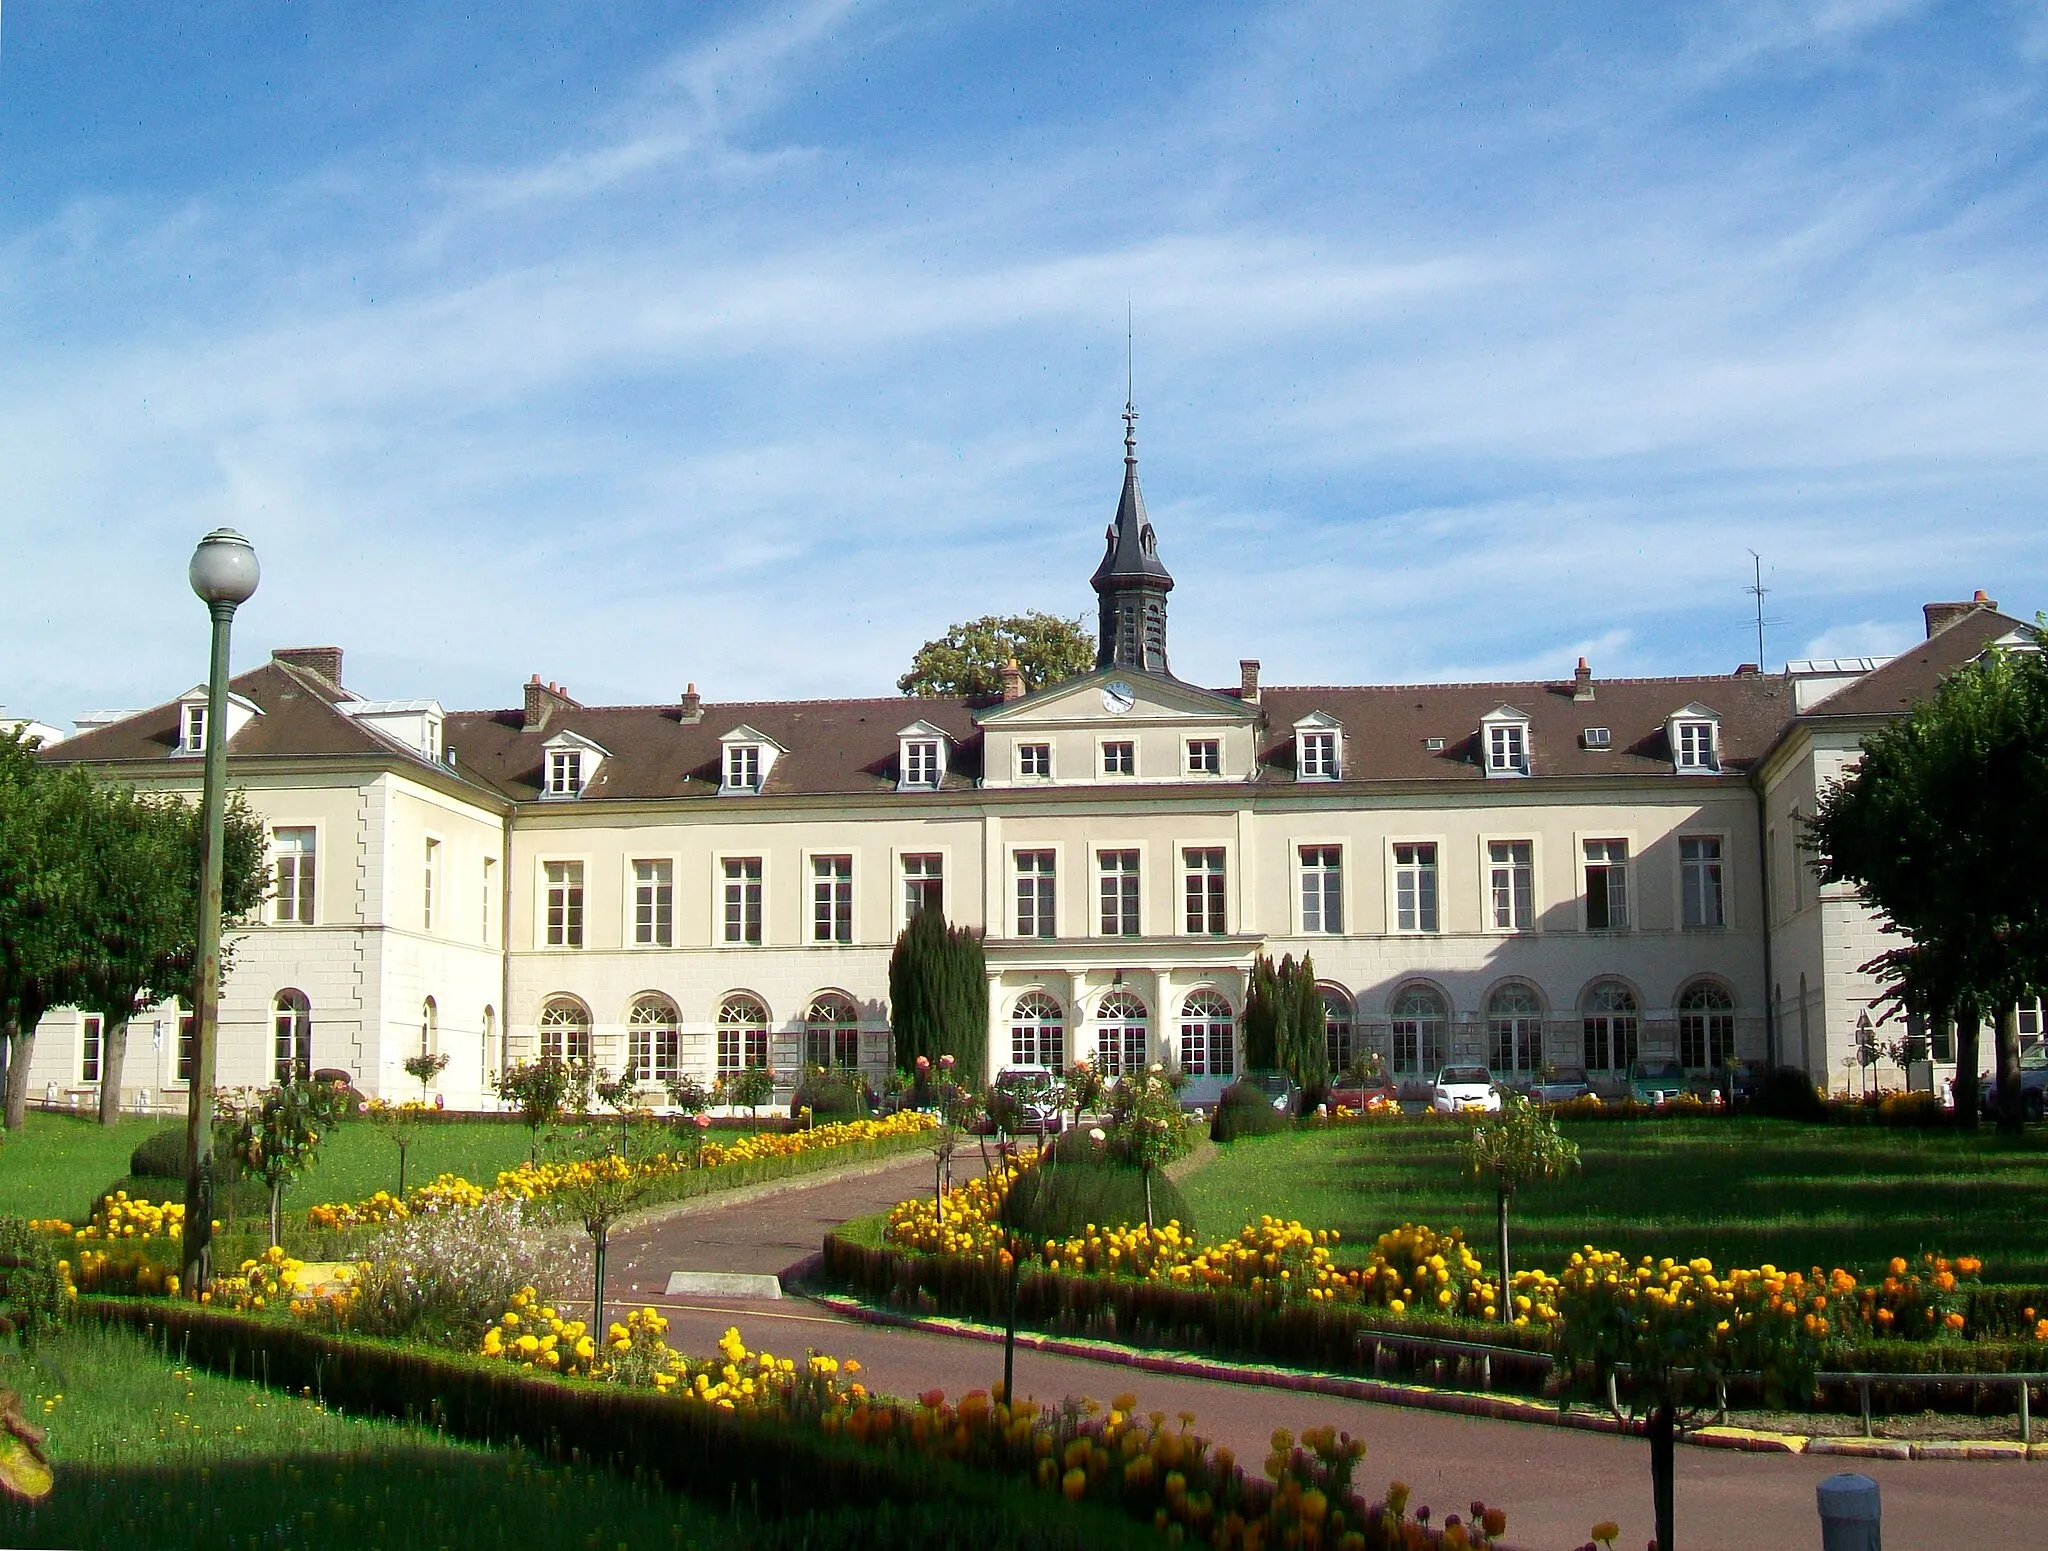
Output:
[
  {"xmin": 442, "ymin": 697, "xmax": 988, "ymax": 803},
  {"xmin": 1252, "ymin": 673, "xmax": 1791, "ymax": 782},
  {"xmin": 1799, "ymin": 607, "xmax": 2033, "ymax": 718}
]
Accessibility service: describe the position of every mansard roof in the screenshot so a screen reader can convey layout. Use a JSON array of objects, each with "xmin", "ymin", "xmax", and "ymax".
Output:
[{"xmin": 1797, "ymin": 606, "xmax": 2033, "ymax": 719}]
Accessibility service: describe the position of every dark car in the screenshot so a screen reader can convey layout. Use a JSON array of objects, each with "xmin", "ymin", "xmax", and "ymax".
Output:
[
  {"xmin": 1976, "ymin": 1046, "xmax": 2048, "ymax": 1122},
  {"xmin": 1530, "ymin": 1066, "xmax": 1594, "ymax": 1105},
  {"xmin": 1626, "ymin": 1060, "xmax": 1690, "ymax": 1106},
  {"xmin": 1241, "ymin": 1068, "xmax": 1300, "ymax": 1116}
]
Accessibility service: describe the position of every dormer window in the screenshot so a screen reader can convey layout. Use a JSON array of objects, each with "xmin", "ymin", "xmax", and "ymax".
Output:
[
  {"xmin": 183, "ymin": 703, "xmax": 207, "ymax": 753},
  {"xmin": 1294, "ymin": 714, "xmax": 1342, "ymax": 781},
  {"xmin": 1667, "ymin": 704, "xmax": 1722, "ymax": 773},
  {"xmin": 1480, "ymin": 706, "xmax": 1532, "ymax": 777},
  {"xmin": 175, "ymin": 688, "xmax": 259, "ymax": 754},
  {"xmin": 538, "ymin": 730, "xmax": 607, "ymax": 799},
  {"xmin": 547, "ymin": 750, "xmax": 582, "ymax": 796},
  {"xmin": 895, "ymin": 722, "xmax": 950, "ymax": 791},
  {"xmin": 718, "ymin": 725, "xmax": 783, "ymax": 795}
]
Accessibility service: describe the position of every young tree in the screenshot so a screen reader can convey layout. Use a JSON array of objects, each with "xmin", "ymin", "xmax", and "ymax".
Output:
[
  {"xmin": 1107, "ymin": 1066, "xmax": 1187, "ymax": 1230},
  {"xmin": 1060, "ymin": 1059, "xmax": 1104, "ymax": 1137},
  {"xmin": 1467, "ymin": 1095, "xmax": 1579, "ymax": 1322},
  {"xmin": 897, "ymin": 613, "xmax": 1095, "ymax": 698},
  {"xmin": 363, "ymin": 1097, "xmax": 431, "ymax": 1199},
  {"xmin": 498, "ymin": 1057, "xmax": 573, "ymax": 1164},
  {"xmin": 403, "ymin": 1049, "xmax": 450, "ymax": 1102},
  {"xmin": 1808, "ymin": 633, "xmax": 2048, "ymax": 1134},
  {"xmin": 546, "ymin": 1117, "xmax": 668, "ymax": 1343},
  {"xmin": 719, "ymin": 1062, "xmax": 775, "ymax": 1120},
  {"xmin": 886, "ymin": 906, "xmax": 988, "ymax": 1075},
  {"xmin": 216, "ymin": 1078, "xmax": 351, "ymax": 1246}
]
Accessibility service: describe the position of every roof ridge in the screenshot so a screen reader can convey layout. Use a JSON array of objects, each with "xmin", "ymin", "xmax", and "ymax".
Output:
[
  {"xmin": 1257, "ymin": 673, "xmax": 1777, "ymax": 692},
  {"xmin": 446, "ymin": 694, "xmax": 981, "ymax": 717}
]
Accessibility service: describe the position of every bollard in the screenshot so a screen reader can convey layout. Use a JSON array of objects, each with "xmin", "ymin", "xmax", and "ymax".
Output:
[{"xmin": 1816, "ymin": 1472, "xmax": 1880, "ymax": 1551}]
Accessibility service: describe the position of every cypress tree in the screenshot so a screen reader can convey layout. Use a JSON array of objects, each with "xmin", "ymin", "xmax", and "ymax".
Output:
[
  {"xmin": 1240, "ymin": 953, "xmax": 1280, "ymax": 1071},
  {"xmin": 886, "ymin": 909, "xmax": 988, "ymax": 1075}
]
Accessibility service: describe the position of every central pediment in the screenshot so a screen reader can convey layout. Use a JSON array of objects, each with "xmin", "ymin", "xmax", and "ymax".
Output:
[
  {"xmin": 976, "ymin": 668, "xmax": 1254, "ymax": 730},
  {"xmin": 977, "ymin": 669, "xmax": 1257, "ymax": 788}
]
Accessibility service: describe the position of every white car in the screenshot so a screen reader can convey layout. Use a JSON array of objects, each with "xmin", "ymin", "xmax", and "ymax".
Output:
[{"xmin": 1430, "ymin": 1065, "xmax": 1501, "ymax": 1114}]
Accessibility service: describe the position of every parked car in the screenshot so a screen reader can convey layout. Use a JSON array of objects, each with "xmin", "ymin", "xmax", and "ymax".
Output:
[
  {"xmin": 1326, "ymin": 1075, "xmax": 1401, "ymax": 1112},
  {"xmin": 1240, "ymin": 1068, "xmax": 1301, "ymax": 1116},
  {"xmin": 1529, "ymin": 1066, "xmax": 1593, "ymax": 1105},
  {"xmin": 1626, "ymin": 1060, "xmax": 1690, "ymax": 1106},
  {"xmin": 1177, "ymin": 1072, "xmax": 1232, "ymax": 1114},
  {"xmin": 1430, "ymin": 1065, "xmax": 1501, "ymax": 1114},
  {"xmin": 984, "ymin": 1064, "xmax": 1066, "ymax": 1136},
  {"xmin": 1975, "ymin": 1046, "xmax": 2048, "ymax": 1122}
]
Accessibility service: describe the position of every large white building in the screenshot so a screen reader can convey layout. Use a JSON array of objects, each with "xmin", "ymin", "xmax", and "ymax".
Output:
[{"xmin": 15, "ymin": 425, "xmax": 2041, "ymax": 1110}]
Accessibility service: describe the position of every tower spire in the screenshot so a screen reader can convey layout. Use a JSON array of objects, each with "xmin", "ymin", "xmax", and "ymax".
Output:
[{"xmin": 1091, "ymin": 342, "xmax": 1173, "ymax": 675}]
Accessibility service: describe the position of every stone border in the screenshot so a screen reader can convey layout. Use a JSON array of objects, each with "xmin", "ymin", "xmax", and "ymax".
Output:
[{"xmin": 804, "ymin": 1290, "xmax": 2048, "ymax": 1462}]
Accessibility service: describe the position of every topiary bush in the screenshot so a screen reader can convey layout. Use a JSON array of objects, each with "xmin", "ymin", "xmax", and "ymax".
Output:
[
  {"xmin": 790, "ymin": 1069, "xmax": 871, "ymax": 1122},
  {"xmin": 128, "ymin": 1126, "xmax": 189, "ymax": 1180},
  {"xmin": 1002, "ymin": 1158, "xmax": 1194, "ymax": 1239},
  {"xmin": 1751, "ymin": 1066, "xmax": 1829, "ymax": 1122},
  {"xmin": 1209, "ymin": 1081, "xmax": 1286, "ymax": 1143}
]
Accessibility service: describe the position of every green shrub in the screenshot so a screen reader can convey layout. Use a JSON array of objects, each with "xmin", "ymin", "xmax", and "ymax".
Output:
[
  {"xmin": 0, "ymin": 1217, "xmax": 68, "ymax": 1343},
  {"xmin": 1004, "ymin": 1159, "xmax": 1193, "ymax": 1239},
  {"xmin": 1751, "ymin": 1067, "xmax": 1829, "ymax": 1122},
  {"xmin": 128, "ymin": 1126, "xmax": 188, "ymax": 1180},
  {"xmin": 1210, "ymin": 1082, "xmax": 1285, "ymax": 1142},
  {"xmin": 791, "ymin": 1070, "xmax": 871, "ymax": 1122}
]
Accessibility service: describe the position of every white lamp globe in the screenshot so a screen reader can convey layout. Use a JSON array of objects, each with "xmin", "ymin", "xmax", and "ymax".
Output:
[{"xmin": 189, "ymin": 528, "xmax": 260, "ymax": 607}]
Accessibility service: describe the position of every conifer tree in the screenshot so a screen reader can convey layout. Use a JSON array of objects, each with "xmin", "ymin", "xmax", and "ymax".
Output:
[{"xmin": 887, "ymin": 908, "xmax": 988, "ymax": 1075}]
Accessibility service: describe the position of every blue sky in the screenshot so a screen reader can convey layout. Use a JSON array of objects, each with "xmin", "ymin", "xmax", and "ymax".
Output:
[{"xmin": 3, "ymin": 1, "xmax": 2045, "ymax": 721}]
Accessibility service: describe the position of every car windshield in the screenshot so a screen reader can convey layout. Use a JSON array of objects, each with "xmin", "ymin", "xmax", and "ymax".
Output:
[
  {"xmin": 998, "ymin": 1071, "xmax": 1053, "ymax": 1094},
  {"xmin": 1634, "ymin": 1063, "xmax": 1685, "ymax": 1081},
  {"xmin": 1542, "ymin": 1068, "xmax": 1586, "ymax": 1084},
  {"xmin": 2020, "ymin": 1046, "xmax": 2048, "ymax": 1071},
  {"xmin": 1247, "ymin": 1072, "xmax": 1290, "ymax": 1095},
  {"xmin": 1439, "ymin": 1067, "xmax": 1490, "ymax": 1085}
]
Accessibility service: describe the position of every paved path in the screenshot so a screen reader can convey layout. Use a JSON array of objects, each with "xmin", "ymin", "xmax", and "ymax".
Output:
[{"xmin": 608, "ymin": 1155, "xmax": 2043, "ymax": 1549}]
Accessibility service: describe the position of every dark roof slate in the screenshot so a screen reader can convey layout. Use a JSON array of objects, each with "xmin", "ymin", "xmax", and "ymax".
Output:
[
  {"xmin": 1800, "ymin": 608, "xmax": 2032, "ymax": 718},
  {"xmin": 43, "ymin": 661, "xmax": 408, "ymax": 766}
]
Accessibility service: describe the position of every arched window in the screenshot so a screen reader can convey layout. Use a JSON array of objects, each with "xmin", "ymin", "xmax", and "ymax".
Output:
[
  {"xmin": 1487, "ymin": 984, "xmax": 1542, "ymax": 1076},
  {"xmin": 1581, "ymin": 981, "xmax": 1639, "ymax": 1074},
  {"xmin": 421, "ymin": 997, "xmax": 438, "ymax": 1059},
  {"xmin": 1010, "ymin": 992, "xmax": 1065, "ymax": 1069},
  {"xmin": 804, "ymin": 992, "xmax": 861, "ymax": 1070},
  {"xmin": 1095, "ymin": 991, "xmax": 1149, "ymax": 1077},
  {"xmin": 539, "ymin": 996, "xmax": 591, "ymax": 1063},
  {"xmin": 1390, "ymin": 986, "xmax": 1448, "ymax": 1076},
  {"xmin": 1178, "ymin": 991, "xmax": 1236, "ymax": 1078},
  {"xmin": 1678, "ymin": 981, "xmax": 1734, "ymax": 1071},
  {"xmin": 717, "ymin": 994, "xmax": 770, "ymax": 1075},
  {"xmin": 1320, "ymin": 987, "xmax": 1355, "ymax": 1076},
  {"xmin": 273, "ymin": 990, "xmax": 312, "ymax": 1082},
  {"xmin": 629, "ymin": 994, "xmax": 681, "ymax": 1083}
]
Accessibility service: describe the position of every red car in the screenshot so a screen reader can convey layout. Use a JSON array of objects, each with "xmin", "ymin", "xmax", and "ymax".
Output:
[{"xmin": 1326, "ymin": 1077, "xmax": 1400, "ymax": 1112}]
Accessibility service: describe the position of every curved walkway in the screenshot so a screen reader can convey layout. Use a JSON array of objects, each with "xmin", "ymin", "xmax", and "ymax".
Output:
[{"xmin": 609, "ymin": 1154, "xmax": 2041, "ymax": 1549}]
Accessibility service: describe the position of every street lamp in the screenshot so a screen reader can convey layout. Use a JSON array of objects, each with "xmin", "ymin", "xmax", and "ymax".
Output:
[{"xmin": 182, "ymin": 528, "xmax": 258, "ymax": 1296}]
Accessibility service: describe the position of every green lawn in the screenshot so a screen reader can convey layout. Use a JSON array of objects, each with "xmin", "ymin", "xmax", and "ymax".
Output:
[
  {"xmin": 0, "ymin": 1324, "xmax": 728, "ymax": 1550},
  {"xmin": 1179, "ymin": 1119, "xmax": 2048, "ymax": 1282}
]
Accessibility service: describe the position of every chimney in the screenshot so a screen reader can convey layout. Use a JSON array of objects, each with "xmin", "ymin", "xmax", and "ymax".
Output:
[
  {"xmin": 524, "ymin": 674, "xmax": 579, "ymax": 732},
  {"xmin": 678, "ymin": 683, "xmax": 702, "ymax": 723},
  {"xmin": 1734, "ymin": 663, "xmax": 1760, "ymax": 676},
  {"xmin": 272, "ymin": 646, "xmax": 344, "ymax": 686},
  {"xmin": 999, "ymin": 658, "xmax": 1026, "ymax": 703},
  {"xmin": 1239, "ymin": 659, "xmax": 1261, "ymax": 704},
  {"xmin": 1923, "ymin": 592, "xmax": 1996, "ymax": 638},
  {"xmin": 1572, "ymin": 657, "xmax": 1595, "ymax": 702}
]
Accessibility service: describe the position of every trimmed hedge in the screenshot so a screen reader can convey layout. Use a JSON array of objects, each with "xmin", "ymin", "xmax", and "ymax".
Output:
[
  {"xmin": 81, "ymin": 1298, "xmax": 990, "ymax": 1518},
  {"xmin": 1004, "ymin": 1160, "xmax": 1193, "ymax": 1239},
  {"xmin": 1210, "ymin": 1083, "xmax": 1286, "ymax": 1143}
]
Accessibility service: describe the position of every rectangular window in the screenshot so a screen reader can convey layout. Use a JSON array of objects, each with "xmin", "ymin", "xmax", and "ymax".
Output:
[
  {"xmin": 81, "ymin": 1014, "xmax": 102, "ymax": 1084},
  {"xmin": 1098, "ymin": 849, "xmax": 1141, "ymax": 937},
  {"xmin": 546, "ymin": 750, "xmax": 582, "ymax": 797},
  {"xmin": 177, "ymin": 1013, "xmax": 196, "ymax": 1083},
  {"xmin": 1183, "ymin": 848, "xmax": 1227, "ymax": 935},
  {"xmin": 726, "ymin": 745, "xmax": 761, "ymax": 791},
  {"xmin": 1488, "ymin": 840, "xmax": 1534, "ymax": 931},
  {"xmin": 1488, "ymin": 723, "xmax": 1527, "ymax": 774},
  {"xmin": 904, "ymin": 741, "xmax": 940, "ymax": 787},
  {"xmin": 183, "ymin": 703, "xmax": 206, "ymax": 753},
  {"xmin": 1186, "ymin": 738, "xmax": 1220, "ymax": 775},
  {"xmin": 903, "ymin": 853, "xmax": 944, "ymax": 922},
  {"xmin": 1299, "ymin": 845, "xmax": 1343, "ymax": 934},
  {"xmin": 272, "ymin": 827, "xmax": 317, "ymax": 924},
  {"xmin": 1101, "ymin": 741, "xmax": 1135, "ymax": 776},
  {"xmin": 422, "ymin": 838, "xmax": 440, "ymax": 931},
  {"xmin": 1681, "ymin": 836, "xmax": 1725, "ymax": 928},
  {"xmin": 1676, "ymin": 722, "xmax": 1717, "ymax": 770},
  {"xmin": 2019, "ymin": 998, "xmax": 2044, "ymax": 1041},
  {"xmin": 1019, "ymin": 743, "xmax": 1052, "ymax": 779},
  {"xmin": 634, "ymin": 859, "xmax": 674, "ymax": 947},
  {"xmin": 481, "ymin": 857, "xmax": 495, "ymax": 945},
  {"xmin": 544, "ymin": 861, "xmax": 584, "ymax": 948},
  {"xmin": 1583, "ymin": 840, "xmax": 1630, "ymax": 930},
  {"xmin": 1016, "ymin": 850, "xmax": 1056, "ymax": 939},
  {"xmin": 1299, "ymin": 730, "xmax": 1338, "ymax": 779},
  {"xmin": 812, "ymin": 855, "xmax": 853, "ymax": 943},
  {"xmin": 1393, "ymin": 842, "xmax": 1439, "ymax": 933},
  {"xmin": 723, "ymin": 857, "xmax": 763, "ymax": 944}
]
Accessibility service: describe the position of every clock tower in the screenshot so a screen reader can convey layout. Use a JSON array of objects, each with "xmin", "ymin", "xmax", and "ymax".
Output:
[{"xmin": 1090, "ymin": 399, "xmax": 1175, "ymax": 674}]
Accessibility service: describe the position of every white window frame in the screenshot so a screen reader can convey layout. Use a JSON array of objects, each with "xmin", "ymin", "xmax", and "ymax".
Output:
[
  {"xmin": 1016, "ymin": 741, "xmax": 1054, "ymax": 781},
  {"xmin": 270, "ymin": 824, "xmax": 319, "ymax": 926},
  {"xmin": 422, "ymin": 835, "xmax": 441, "ymax": 933},
  {"xmin": 1182, "ymin": 845, "xmax": 1228, "ymax": 936},
  {"xmin": 1297, "ymin": 729, "xmax": 1340, "ymax": 782},
  {"xmin": 539, "ymin": 858, "xmax": 587, "ymax": 950},
  {"xmin": 1098, "ymin": 738, "xmax": 1138, "ymax": 779},
  {"xmin": 809, "ymin": 851, "xmax": 855, "ymax": 944},
  {"xmin": 1578, "ymin": 833, "xmax": 1634, "ymax": 932},
  {"xmin": 80, "ymin": 1012, "xmax": 103, "ymax": 1085},
  {"xmin": 481, "ymin": 856, "xmax": 496, "ymax": 946},
  {"xmin": 1481, "ymin": 835, "xmax": 1536, "ymax": 934},
  {"xmin": 1669, "ymin": 712, "xmax": 1722, "ymax": 774},
  {"xmin": 723, "ymin": 743, "xmax": 763, "ymax": 794},
  {"xmin": 899, "ymin": 849, "xmax": 945, "ymax": 928},
  {"xmin": 1480, "ymin": 708, "xmax": 1532, "ymax": 778},
  {"xmin": 545, "ymin": 749, "xmax": 583, "ymax": 798},
  {"xmin": 1185, "ymin": 737, "xmax": 1221, "ymax": 777},
  {"xmin": 1388, "ymin": 838, "xmax": 1442, "ymax": 934},
  {"xmin": 717, "ymin": 853, "xmax": 767, "ymax": 946},
  {"xmin": 1177, "ymin": 990, "xmax": 1236, "ymax": 1078},
  {"xmin": 1678, "ymin": 832, "xmax": 1728, "ymax": 930},
  {"xmin": 630, "ymin": 857, "xmax": 676, "ymax": 948},
  {"xmin": 1014, "ymin": 846, "xmax": 1059, "ymax": 940},
  {"xmin": 1096, "ymin": 845, "xmax": 1144, "ymax": 938},
  {"xmin": 897, "ymin": 730, "xmax": 947, "ymax": 791},
  {"xmin": 181, "ymin": 701, "xmax": 207, "ymax": 754},
  {"xmin": 1296, "ymin": 841, "xmax": 1345, "ymax": 935}
]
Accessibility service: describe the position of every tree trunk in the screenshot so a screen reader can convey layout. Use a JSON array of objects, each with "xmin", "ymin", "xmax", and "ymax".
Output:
[
  {"xmin": 1953, "ymin": 1010, "xmax": 1981, "ymax": 1130},
  {"xmin": 268, "ymin": 1179, "xmax": 283, "ymax": 1249},
  {"xmin": 1995, "ymin": 1003, "xmax": 2023, "ymax": 1137},
  {"xmin": 1496, "ymin": 1185, "xmax": 1513, "ymax": 1324},
  {"xmin": 1003, "ymin": 1239, "xmax": 1020, "ymax": 1407},
  {"xmin": 592, "ymin": 1228, "xmax": 608, "ymax": 1344},
  {"xmin": 397, "ymin": 1140, "xmax": 408, "ymax": 1200},
  {"xmin": 4, "ymin": 1023, "xmax": 34, "ymax": 1131},
  {"xmin": 1143, "ymin": 1167, "xmax": 1155, "ymax": 1231},
  {"xmin": 1648, "ymin": 1401, "xmax": 1676, "ymax": 1550},
  {"xmin": 935, "ymin": 1151, "xmax": 946, "ymax": 1223},
  {"xmin": 99, "ymin": 1018, "xmax": 131, "ymax": 1126}
]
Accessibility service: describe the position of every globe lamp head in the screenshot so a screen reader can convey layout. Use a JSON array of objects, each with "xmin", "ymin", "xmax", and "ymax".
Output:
[{"xmin": 188, "ymin": 528, "xmax": 260, "ymax": 608}]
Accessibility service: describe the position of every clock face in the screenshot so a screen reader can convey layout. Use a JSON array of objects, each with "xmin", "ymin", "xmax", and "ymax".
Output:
[{"xmin": 1102, "ymin": 681, "xmax": 1137, "ymax": 715}]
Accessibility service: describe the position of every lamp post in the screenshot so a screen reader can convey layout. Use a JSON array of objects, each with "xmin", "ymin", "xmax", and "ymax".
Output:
[{"xmin": 181, "ymin": 528, "xmax": 259, "ymax": 1296}]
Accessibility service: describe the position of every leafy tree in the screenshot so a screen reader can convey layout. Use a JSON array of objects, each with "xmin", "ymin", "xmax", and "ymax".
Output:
[
  {"xmin": 403, "ymin": 1049, "xmax": 450, "ymax": 1102},
  {"xmin": 215, "ymin": 1078, "xmax": 351, "ymax": 1246},
  {"xmin": 886, "ymin": 907, "xmax": 988, "ymax": 1076},
  {"xmin": 1808, "ymin": 632, "xmax": 2048, "ymax": 1134},
  {"xmin": 719, "ymin": 1063, "xmax": 775, "ymax": 1119},
  {"xmin": 1106, "ymin": 1066, "xmax": 1189, "ymax": 1229},
  {"xmin": 1240, "ymin": 952, "xmax": 1328, "ymax": 1093},
  {"xmin": 1060, "ymin": 1059, "xmax": 1104, "ymax": 1137},
  {"xmin": 498, "ymin": 1057, "xmax": 573, "ymax": 1163},
  {"xmin": 897, "ymin": 612, "xmax": 1095, "ymax": 698},
  {"xmin": 1467, "ymin": 1095, "xmax": 1579, "ymax": 1322},
  {"xmin": 0, "ymin": 734, "xmax": 94, "ymax": 1131}
]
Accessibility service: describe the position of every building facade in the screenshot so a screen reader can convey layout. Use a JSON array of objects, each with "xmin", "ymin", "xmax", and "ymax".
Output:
[{"xmin": 20, "ymin": 431, "xmax": 2039, "ymax": 1110}]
